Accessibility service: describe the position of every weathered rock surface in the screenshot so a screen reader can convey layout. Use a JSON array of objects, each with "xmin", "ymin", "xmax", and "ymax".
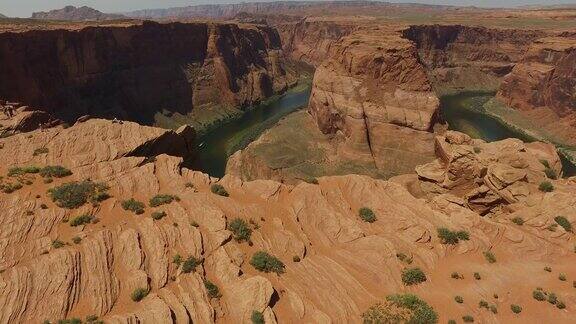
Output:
[
  {"xmin": 307, "ymin": 26, "xmax": 440, "ymax": 175},
  {"xmin": 0, "ymin": 111, "xmax": 574, "ymax": 323},
  {"xmin": 0, "ymin": 21, "xmax": 297, "ymax": 131}
]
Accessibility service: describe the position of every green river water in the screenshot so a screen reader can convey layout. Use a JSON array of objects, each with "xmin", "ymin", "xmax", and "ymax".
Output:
[{"xmin": 192, "ymin": 89, "xmax": 575, "ymax": 178}]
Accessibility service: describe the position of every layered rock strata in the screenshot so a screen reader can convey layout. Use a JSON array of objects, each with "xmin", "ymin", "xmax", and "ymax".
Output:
[{"xmin": 0, "ymin": 21, "xmax": 296, "ymax": 130}]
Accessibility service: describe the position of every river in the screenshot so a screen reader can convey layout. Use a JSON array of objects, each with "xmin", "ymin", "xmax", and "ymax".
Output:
[
  {"xmin": 440, "ymin": 91, "xmax": 576, "ymax": 177},
  {"xmin": 191, "ymin": 84, "xmax": 312, "ymax": 177}
]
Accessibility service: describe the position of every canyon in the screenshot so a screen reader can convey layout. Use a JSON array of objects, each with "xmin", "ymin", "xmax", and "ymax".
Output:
[{"xmin": 0, "ymin": 2, "xmax": 576, "ymax": 323}]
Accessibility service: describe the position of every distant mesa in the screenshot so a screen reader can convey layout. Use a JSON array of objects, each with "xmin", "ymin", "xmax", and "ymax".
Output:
[{"xmin": 31, "ymin": 5, "xmax": 125, "ymax": 21}]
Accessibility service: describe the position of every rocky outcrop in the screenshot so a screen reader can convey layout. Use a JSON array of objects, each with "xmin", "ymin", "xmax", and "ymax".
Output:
[
  {"xmin": 0, "ymin": 117, "xmax": 575, "ymax": 323},
  {"xmin": 403, "ymin": 24, "xmax": 545, "ymax": 94},
  {"xmin": 409, "ymin": 130, "xmax": 562, "ymax": 215},
  {"xmin": 308, "ymin": 26, "xmax": 440, "ymax": 175},
  {"xmin": 496, "ymin": 36, "xmax": 576, "ymax": 146},
  {"xmin": 0, "ymin": 21, "xmax": 296, "ymax": 130},
  {"xmin": 31, "ymin": 6, "xmax": 125, "ymax": 21}
]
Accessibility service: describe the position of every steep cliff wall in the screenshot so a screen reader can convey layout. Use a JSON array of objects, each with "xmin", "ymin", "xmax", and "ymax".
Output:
[
  {"xmin": 307, "ymin": 26, "xmax": 440, "ymax": 174},
  {"xmin": 0, "ymin": 21, "xmax": 296, "ymax": 129},
  {"xmin": 403, "ymin": 24, "xmax": 544, "ymax": 94}
]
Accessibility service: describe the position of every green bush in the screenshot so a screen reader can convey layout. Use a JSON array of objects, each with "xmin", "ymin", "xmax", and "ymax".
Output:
[
  {"xmin": 539, "ymin": 181, "xmax": 554, "ymax": 192},
  {"xmin": 544, "ymin": 167, "xmax": 557, "ymax": 180},
  {"xmin": 52, "ymin": 239, "xmax": 65, "ymax": 249},
  {"xmin": 149, "ymin": 194, "xmax": 180, "ymax": 207},
  {"xmin": 8, "ymin": 166, "xmax": 40, "ymax": 177},
  {"xmin": 437, "ymin": 227, "xmax": 470, "ymax": 244},
  {"xmin": 172, "ymin": 254, "xmax": 182, "ymax": 266},
  {"xmin": 40, "ymin": 166, "xmax": 72, "ymax": 178},
  {"xmin": 479, "ymin": 300, "xmax": 489, "ymax": 309},
  {"xmin": 401, "ymin": 267, "xmax": 427, "ymax": 285},
  {"xmin": 122, "ymin": 198, "xmax": 145, "ymax": 214},
  {"xmin": 211, "ymin": 184, "xmax": 229, "ymax": 197},
  {"xmin": 483, "ymin": 251, "xmax": 496, "ymax": 263},
  {"xmin": 204, "ymin": 279, "xmax": 221, "ymax": 298},
  {"xmin": 151, "ymin": 211, "xmax": 166, "ymax": 220},
  {"xmin": 362, "ymin": 302, "xmax": 411, "ymax": 324},
  {"xmin": 554, "ymin": 216, "xmax": 572, "ymax": 232},
  {"xmin": 359, "ymin": 207, "xmax": 377, "ymax": 223},
  {"xmin": 251, "ymin": 311, "xmax": 264, "ymax": 324},
  {"xmin": 250, "ymin": 251, "xmax": 285, "ymax": 274},
  {"xmin": 451, "ymin": 272, "xmax": 461, "ymax": 279},
  {"xmin": 48, "ymin": 181, "xmax": 110, "ymax": 209},
  {"xmin": 510, "ymin": 304, "xmax": 522, "ymax": 314},
  {"xmin": 512, "ymin": 217, "xmax": 525, "ymax": 225},
  {"xmin": 228, "ymin": 218, "xmax": 252, "ymax": 242},
  {"xmin": 462, "ymin": 315, "xmax": 474, "ymax": 322},
  {"xmin": 1, "ymin": 182, "xmax": 23, "ymax": 193},
  {"xmin": 386, "ymin": 294, "xmax": 438, "ymax": 324},
  {"xmin": 69, "ymin": 214, "xmax": 94, "ymax": 227},
  {"xmin": 548, "ymin": 293, "xmax": 558, "ymax": 304},
  {"xmin": 292, "ymin": 255, "xmax": 301, "ymax": 262},
  {"xmin": 131, "ymin": 288, "xmax": 149, "ymax": 302},
  {"xmin": 544, "ymin": 266, "xmax": 552, "ymax": 272},
  {"xmin": 454, "ymin": 296, "xmax": 464, "ymax": 304},
  {"xmin": 559, "ymin": 273, "xmax": 567, "ymax": 281},
  {"xmin": 182, "ymin": 256, "xmax": 201, "ymax": 273},
  {"xmin": 533, "ymin": 290, "xmax": 545, "ymax": 301},
  {"xmin": 474, "ymin": 272, "xmax": 481, "ymax": 280},
  {"xmin": 33, "ymin": 147, "xmax": 49, "ymax": 156},
  {"xmin": 56, "ymin": 318, "xmax": 82, "ymax": 324}
]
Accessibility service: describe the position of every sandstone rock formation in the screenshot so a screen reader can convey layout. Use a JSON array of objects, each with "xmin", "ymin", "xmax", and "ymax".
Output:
[
  {"xmin": 0, "ymin": 115, "xmax": 574, "ymax": 323},
  {"xmin": 308, "ymin": 26, "xmax": 440, "ymax": 175},
  {"xmin": 0, "ymin": 21, "xmax": 297, "ymax": 131},
  {"xmin": 31, "ymin": 6, "xmax": 125, "ymax": 21}
]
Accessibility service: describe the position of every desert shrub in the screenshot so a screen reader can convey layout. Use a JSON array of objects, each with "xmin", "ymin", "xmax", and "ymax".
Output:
[
  {"xmin": 122, "ymin": 198, "xmax": 145, "ymax": 214},
  {"xmin": 182, "ymin": 256, "xmax": 201, "ymax": 273},
  {"xmin": 33, "ymin": 147, "xmax": 49, "ymax": 156},
  {"xmin": 72, "ymin": 236, "xmax": 82, "ymax": 244},
  {"xmin": 401, "ymin": 267, "xmax": 427, "ymax": 285},
  {"xmin": 479, "ymin": 300, "xmax": 489, "ymax": 309},
  {"xmin": 250, "ymin": 251, "xmax": 285, "ymax": 274},
  {"xmin": 539, "ymin": 181, "xmax": 554, "ymax": 192},
  {"xmin": 386, "ymin": 294, "xmax": 438, "ymax": 324},
  {"xmin": 228, "ymin": 218, "xmax": 252, "ymax": 242},
  {"xmin": 151, "ymin": 211, "xmax": 166, "ymax": 220},
  {"xmin": 8, "ymin": 166, "xmax": 40, "ymax": 177},
  {"xmin": 40, "ymin": 166, "xmax": 72, "ymax": 178},
  {"xmin": 483, "ymin": 251, "xmax": 496, "ymax": 263},
  {"xmin": 361, "ymin": 302, "xmax": 411, "ymax": 324},
  {"xmin": 544, "ymin": 266, "xmax": 552, "ymax": 272},
  {"xmin": 57, "ymin": 318, "xmax": 82, "ymax": 324},
  {"xmin": 474, "ymin": 272, "xmax": 481, "ymax": 280},
  {"xmin": 533, "ymin": 290, "xmax": 546, "ymax": 301},
  {"xmin": 454, "ymin": 296, "xmax": 464, "ymax": 304},
  {"xmin": 448, "ymin": 320, "xmax": 457, "ymax": 324},
  {"xmin": 512, "ymin": 217, "xmax": 525, "ymax": 225},
  {"xmin": 210, "ymin": 184, "xmax": 229, "ymax": 197},
  {"xmin": 557, "ymin": 301, "xmax": 566, "ymax": 309},
  {"xmin": 554, "ymin": 216, "xmax": 572, "ymax": 232},
  {"xmin": 52, "ymin": 239, "xmax": 65, "ymax": 249},
  {"xmin": 293, "ymin": 255, "xmax": 301, "ymax": 262},
  {"xmin": 559, "ymin": 273, "xmax": 567, "ymax": 281},
  {"xmin": 544, "ymin": 167, "xmax": 557, "ymax": 180},
  {"xmin": 359, "ymin": 207, "xmax": 377, "ymax": 223},
  {"xmin": 204, "ymin": 279, "xmax": 221, "ymax": 298},
  {"xmin": 540, "ymin": 159, "xmax": 551, "ymax": 169},
  {"xmin": 510, "ymin": 304, "xmax": 522, "ymax": 314},
  {"xmin": 69, "ymin": 214, "xmax": 93, "ymax": 227},
  {"xmin": 48, "ymin": 181, "xmax": 109, "ymax": 209},
  {"xmin": 85, "ymin": 315, "xmax": 102, "ymax": 324},
  {"xmin": 462, "ymin": 315, "xmax": 474, "ymax": 322},
  {"xmin": 131, "ymin": 288, "xmax": 148, "ymax": 302},
  {"xmin": 149, "ymin": 194, "xmax": 179, "ymax": 207},
  {"xmin": 40, "ymin": 203, "xmax": 48, "ymax": 209},
  {"xmin": 493, "ymin": 294, "xmax": 499, "ymax": 299},
  {"xmin": 451, "ymin": 272, "xmax": 461, "ymax": 279},
  {"xmin": 251, "ymin": 311, "xmax": 264, "ymax": 324},
  {"xmin": 456, "ymin": 230, "xmax": 470, "ymax": 241},
  {"xmin": 173, "ymin": 254, "xmax": 182, "ymax": 266},
  {"xmin": 548, "ymin": 292, "xmax": 558, "ymax": 304},
  {"xmin": 437, "ymin": 228, "xmax": 468, "ymax": 244},
  {"xmin": 1, "ymin": 182, "xmax": 23, "ymax": 193}
]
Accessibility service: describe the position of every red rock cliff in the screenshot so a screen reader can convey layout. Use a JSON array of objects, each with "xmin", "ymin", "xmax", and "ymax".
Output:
[{"xmin": 0, "ymin": 21, "xmax": 296, "ymax": 129}]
